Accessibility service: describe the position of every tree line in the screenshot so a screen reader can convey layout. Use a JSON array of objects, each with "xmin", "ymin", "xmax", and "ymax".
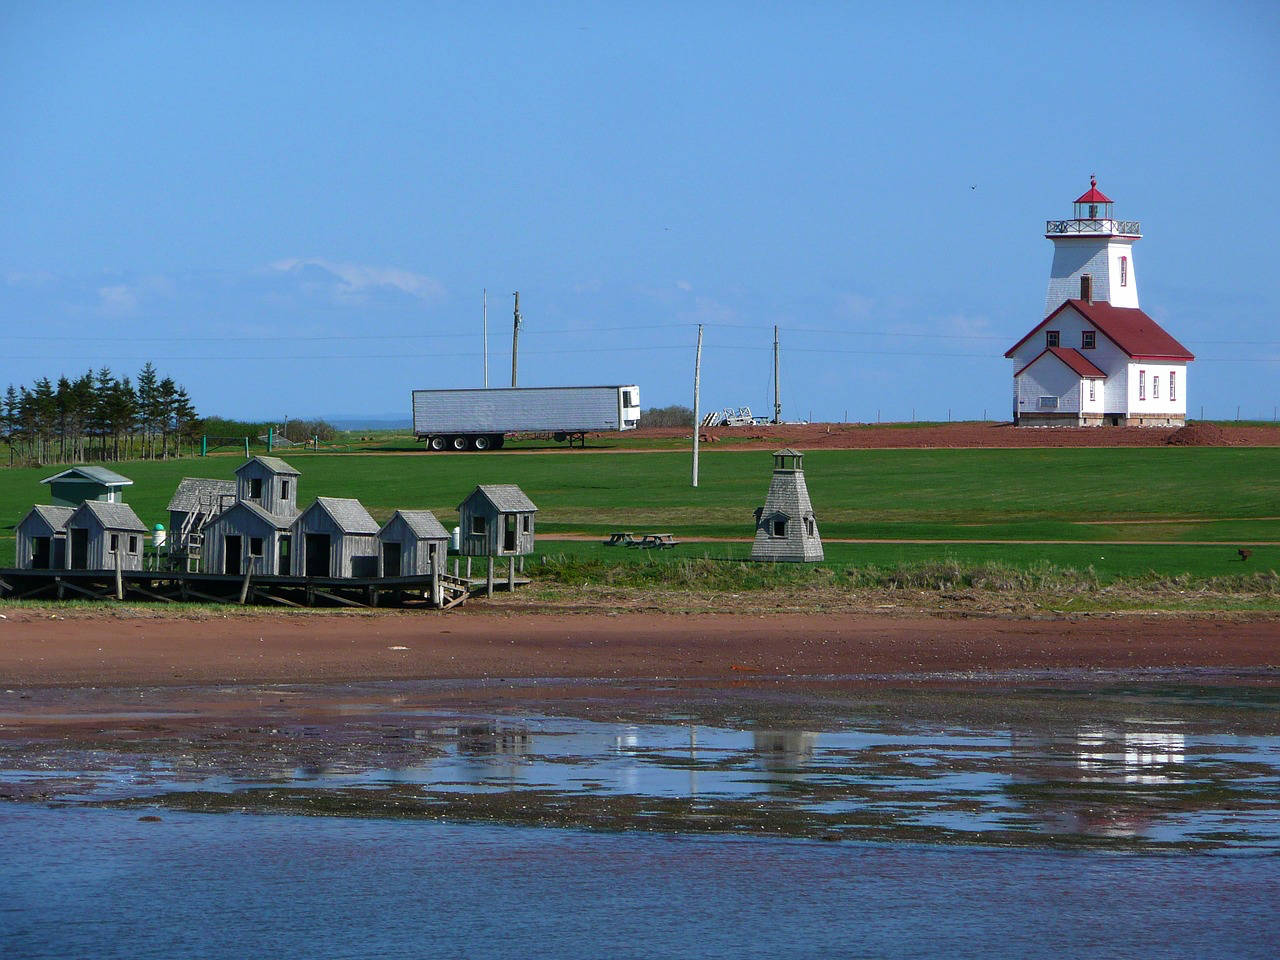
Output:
[{"xmin": 2, "ymin": 363, "xmax": 199, "ymax": 465}]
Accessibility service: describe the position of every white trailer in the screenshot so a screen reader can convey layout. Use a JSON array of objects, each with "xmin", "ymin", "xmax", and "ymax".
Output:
[{"xmin": 412, "ymin": 385, "xmax": 641, "ymax": 451}]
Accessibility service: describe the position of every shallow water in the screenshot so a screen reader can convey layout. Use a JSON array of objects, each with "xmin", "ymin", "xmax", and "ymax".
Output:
[
  {"xmin": 2, "ymin": 806, "xmax": 1278, "ymax": 960},
  {"xmin": 3, "ymin": 681, "xmax": 1279, "ymax": 849}
]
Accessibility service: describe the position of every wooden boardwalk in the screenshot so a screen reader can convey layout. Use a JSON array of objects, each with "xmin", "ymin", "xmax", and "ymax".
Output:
[{"xmin": 0, "ymin": 567, "xmax": 475, "ymax": 609}]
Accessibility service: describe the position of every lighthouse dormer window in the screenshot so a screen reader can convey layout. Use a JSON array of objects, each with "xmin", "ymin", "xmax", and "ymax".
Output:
[
  {"xmin": 1081, "ymin": 331, "xmax": 1096, "ymax": 350},
  {"xmin": 1046, "ymin": 330, "xmax": 1060, "ymax": 348}
]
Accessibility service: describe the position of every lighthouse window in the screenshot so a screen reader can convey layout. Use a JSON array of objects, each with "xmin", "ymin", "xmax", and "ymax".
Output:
[
  {"xmin": 1153, "ymin": 376, "xmax": 1160, "ymax": 399},
  {"xmin": 1080, "ymin": 275, "xmax": 1093, "ymax": 301},
  {"xmin": 1046, "ymin": 330, "xmax": 1060, "ymax": 348},
  {"xmin": 1169, "ymin": 371, "xmax": 1177, "ymax": 401},
  {"xmin": 1089, "ymin": 381, "xmax": 1096, "ymax": 402},
  {"xmin": 1120, "ymin": 256, "xmax": 1128, "ymax": 287},
  {"xmin": 772, "ymin": 519, "xmax": 787, "ymax": 538},
  {"xmin": 1138, "ymin": 370, "xmax": 1146, "ymax": 401},
  {"xmin": 1081, "ymin": 331, "xmax": 1096, "ymax": 350}
]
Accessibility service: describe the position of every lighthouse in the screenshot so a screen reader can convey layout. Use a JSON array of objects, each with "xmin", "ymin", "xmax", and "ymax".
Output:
[
  {"xmin": 1005, "ymin": 178, "xmax": 1194, "ymax": 427},
  {"xmin": 1044, "ymin": 176, "xmax": 1140, "ymax": 314}
]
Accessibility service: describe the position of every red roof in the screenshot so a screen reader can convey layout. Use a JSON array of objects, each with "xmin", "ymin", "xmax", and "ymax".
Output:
[
  {"xmin": 1005, "ymin": 300, "xmax": 1195, "ymax": 361},
  {"xmin": 1014, "ymin": 347, "xmax": 1107, "ymax": 379},
  {"xmin": 1074, "ymin": 176, "xmax": 1113, "ymax": 204}
]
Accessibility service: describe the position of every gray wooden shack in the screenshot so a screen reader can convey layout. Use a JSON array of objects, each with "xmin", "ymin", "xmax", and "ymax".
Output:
[
  {"xmin": 15, "ymin": 505, "xmax": 75, "ymax": 569},
  {"xmin": 378, "ymin": 509, "xmax": 449, "ymax": 577},
  {"xmin": 64, "ymin": 500, "xmax": 148, "ymax": 571},
  {"xmin": 292, "ymin": 497, "xmax": 380, "ymax": 578},
  {"xmin": 457, "ymin": 485, "xmax": 538, "ymax": 557},
  {"xmin": 41, "ymin": 466, "xmax": 132, "ymax": 507},
  {"xmin": 201, "ymin": 500, "xmax": 297, "ymax": 576},
  {"xmin": 751, "ymin": 449, "xmax": 823, "ymax": 563},
  {"xmin": 235, "ymin": 456, "xmax": 300, "ymax": 516},
  {"xmin": 167, "ymin": 477, "xmax": 236, "ymax": 557}
]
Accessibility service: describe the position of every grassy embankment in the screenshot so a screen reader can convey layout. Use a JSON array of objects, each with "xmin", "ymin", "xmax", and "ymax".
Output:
[{"xmin": 1, "ymin": 446, "xmax": 1277, "ymax": 612}]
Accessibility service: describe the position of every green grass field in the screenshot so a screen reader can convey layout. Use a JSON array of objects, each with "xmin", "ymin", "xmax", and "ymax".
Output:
[{"xmin": 3, "ymin": 446, "xmax": 1278, "ymax": 576}]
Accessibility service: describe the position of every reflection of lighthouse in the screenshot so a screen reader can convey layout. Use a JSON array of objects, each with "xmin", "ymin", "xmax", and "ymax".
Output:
[
  {"xmin": 753, "ymin": 730, "xmax": 817, "ymax": 787},
  {"xmin": 1008, "ymin": 723, "xmax": 1187, "ymax": 838}
]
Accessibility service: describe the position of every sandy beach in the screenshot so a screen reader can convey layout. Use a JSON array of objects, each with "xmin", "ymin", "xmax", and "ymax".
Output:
[{"xmin": 2, "ymin": 609, "xmax": 1277, "ymax": 688}]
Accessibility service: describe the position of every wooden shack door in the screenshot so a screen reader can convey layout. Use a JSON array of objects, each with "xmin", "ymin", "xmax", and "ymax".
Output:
[
  {"xmin": 504, "ymin": 516, "xmax": 517, "ymax": 553},
  {"xmin": 32, "ymin": 537, "xmax": 51, "ymax": 569},
  {"xmin": 70, "ymin": 529, "xmax": 89, "ymax": 570},
  {"xmin": 382, "ymin": 542, "xmax": 402, "ymax": 577},
  {"xmin": 224, "ymin": 536, "xmax": 242, "ymax": 576},
  {"xmin": 305, "ymin": 534, "xmax": 331, "ymax": 577}
]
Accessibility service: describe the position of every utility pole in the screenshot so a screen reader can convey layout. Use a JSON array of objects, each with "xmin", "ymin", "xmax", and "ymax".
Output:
[
  {"xmin": 772, "ymin": 324, "xmax": 781, "ymax": 424},
  {"xmin": 692, "ymin": 324, "xmax": 703, "ymax": 488},
  {"xmin": 511, "ymin": 291, "xmax": 522, "ymax": 388},
  {"xmin": 483, "ymin": 289, "xmax": 489, "ymax": 388}
]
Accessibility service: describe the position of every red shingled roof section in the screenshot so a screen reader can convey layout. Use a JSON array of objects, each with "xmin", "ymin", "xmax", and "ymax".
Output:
[
  {"xmin": 1013, "ymin": 347, "xmax": 1108, "ymax": 380},
  {"xmin": 1048, "ymin": 346, "xmax": 1107, "ymax": 378},
  {"xmin": 1074, "ymin": 178, "xmax": 1113, "ymax": 204},
  {"xmin": 1005, "ymin": 300, "xmax": 1195, "ymax": 361}
]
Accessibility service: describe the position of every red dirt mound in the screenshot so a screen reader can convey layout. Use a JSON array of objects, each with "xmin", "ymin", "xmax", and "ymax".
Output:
[{"xmin": 1166, "ymin": 422, "xmax": 1229, "ymax": 446}]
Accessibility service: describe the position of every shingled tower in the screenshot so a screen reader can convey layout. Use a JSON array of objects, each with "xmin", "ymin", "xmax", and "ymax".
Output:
[{"xmin": 751, "ymin": 449, "xmax": 823, "ymax": 563}]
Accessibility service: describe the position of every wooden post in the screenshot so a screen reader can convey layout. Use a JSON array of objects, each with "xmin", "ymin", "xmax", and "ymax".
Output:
[
  {"xmin": 238, "ymin": 568, "xmax": 253, "ymax": 605},
  {"xmin": 114, "ymin": 550, "xmax": 124, "ymax": 601},
  {"xmin": 511, "ymin": 291, "xmax": 522, "ymax": 387},
  {"xmin": 431, "ymin": 567, "xmax": 440, "ymax": 607},
  {"xmin": 466, "ymin": 557, "xmax": 472, "ymax": 580},
  {"xmin": 692, "ymin": 323, "xmax": 703, "ymax": 488},
  {"xmin": 486, "ymin": 557, "xmax": 494, "ymax": 598},
  {"xmin": 773, "ymin": 324, "xmax": 781, "ymax": 424},
  {"xmin": 508, "ymin": 555, "xmax": 515, "ymax": 591}
]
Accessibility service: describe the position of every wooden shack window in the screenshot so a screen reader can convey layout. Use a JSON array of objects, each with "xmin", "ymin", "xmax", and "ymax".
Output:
[
  {"xmin": 128, "ymin": 535, "xmax": 138, "ymax": 554},
  {"xmin": 110, "ymin": 533, "xmax": 119, "ymax": 552},
  {"xmin": 772, "ymin": 519, "xmax": 786, "ymax": 538},
  {"xmin": 281, "ymin": 480, "xmax": 290, "ymax": 500},
  {"xmin": 522, "ymin": 515, "xmax": 531, "ymax": 533},
  {"xmin": 250, "ymin": 478, "xmax": 263, "ymax": 499},
  {"xmin": 471, "ymin": 515, "xmax": 486, "ymax": 535},
  {"xmin": 250, "ymin": 537, "xmax": 264, "ymax": 557},
  {"xmin": 1045, "ymin": 330, "xmax": 1060, "ymax": 348},
  {"xmin": 804, "ymin": 517, "xmax": 815, "ymax": 536}
]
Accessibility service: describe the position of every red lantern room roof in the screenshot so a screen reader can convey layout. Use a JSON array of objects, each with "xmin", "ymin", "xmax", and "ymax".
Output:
[{"xmin": 1074, "ymin": 175, "xmax": 1113, "ymax": 204}]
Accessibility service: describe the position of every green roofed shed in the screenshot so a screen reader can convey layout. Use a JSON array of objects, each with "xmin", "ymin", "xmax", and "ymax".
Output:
[{"xmin": 40, "ymin": 466, "xmax": 133, "ymax": 507}]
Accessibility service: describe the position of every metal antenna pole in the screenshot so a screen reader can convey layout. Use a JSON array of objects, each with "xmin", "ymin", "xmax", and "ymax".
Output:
[
  {"xmin": 773, "ymin": 324, "xmax": 781, "ymax": 424},
  {"xmin": 692, "ymin": 324, "xmax": 703, "ymax": 487},
  {"xmin": 483, "ymin": 288, "xmax": 489, "ymax": 388},
  {"xmin": 511, "ymin": 291, "xmax": 521, "ymax": 388}
]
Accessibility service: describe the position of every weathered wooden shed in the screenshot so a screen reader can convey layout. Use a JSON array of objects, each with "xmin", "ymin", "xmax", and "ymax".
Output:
[
  {"xmin": 200, "ymin": 500, "xmax": 297, "ymax": 576},
  {"xmin": 41, "ymin": 466, "xmax": 132, "ymax": 507},
  {"xmin": 15, "ymin": 505, "xmax": 75, "ymax": 569},
  {"xmin": 235, "ymin": 456, "xmax": 300, "ymax": 517},
  {"xmin": 64, "ymin": 501, "xmax": 148, "ymax": 571},
  {"xmin": 378, "ymin": 509, "xmax": 449, "ymax": 577},
  {"xmin": 750, "ymin": 449, "xmax": 823, "ymax": 563},
  {"xmin": 292, "ymin": 497, "xmax": 381, "ymax": 578},
  {"xmin": 457, "ymin": 485, "xmax": 538, "ymax": 557},
  {"xmin": 167, "ymin": 477, "xmax": 236, "ymax": 560}
]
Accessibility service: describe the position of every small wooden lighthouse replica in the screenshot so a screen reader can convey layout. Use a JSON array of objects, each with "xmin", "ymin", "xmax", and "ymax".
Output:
[{"xmin": 751, "ymin": 449, "xmax": 823, "ymax": 562}]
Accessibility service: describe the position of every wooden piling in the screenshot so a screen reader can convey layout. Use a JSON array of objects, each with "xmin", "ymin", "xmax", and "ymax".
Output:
[{"xmin": 486, "ymin": 557, "xmax": 494, "ymax": 598}]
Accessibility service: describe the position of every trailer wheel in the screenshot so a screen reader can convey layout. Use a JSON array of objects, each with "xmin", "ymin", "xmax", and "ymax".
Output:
[
  {"xmin": 553, "ymin": 432, "xmax": 568, "ymax": 443},
  {"xmin": 450, "ymin": 435, "xmax": 468, "ymax": 451},
  {"xmin": 429, "ymin": 436, "xmax": 446, "ymax": 451},
  {"xmin": 492, "ymin": 435, "xmax": 505, "ymax": 449},
  {"xmin": 471, "ymin": 435, "xmax": 491, "ymax": 451}
]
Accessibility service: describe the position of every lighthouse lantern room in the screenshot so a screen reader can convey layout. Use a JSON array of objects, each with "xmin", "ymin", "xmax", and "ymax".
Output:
[{"xmin": 1043, "ymin": 175, "xmax": 1141, "ymax": 314}]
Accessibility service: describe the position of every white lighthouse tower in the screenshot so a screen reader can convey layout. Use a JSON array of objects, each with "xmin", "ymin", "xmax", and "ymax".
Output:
[
  {"xmin": 1005, "ymin": 177, "xmax": 1194, "ymax": 427},
  {"xmin": 1043, "ymin": 176, "xmax": 1140, "ymax": 314}
]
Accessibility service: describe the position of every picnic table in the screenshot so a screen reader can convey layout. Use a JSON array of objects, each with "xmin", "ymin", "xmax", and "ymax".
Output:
[
  {"xmin": 604, "ymin": 531, "xmax": 637, "ymax": 546},
  {"xmin": 630, "ymin": 533, "xmax": 680, "ymax": 549}
]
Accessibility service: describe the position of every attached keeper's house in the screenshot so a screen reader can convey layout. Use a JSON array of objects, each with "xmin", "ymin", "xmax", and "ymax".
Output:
[{"xmin": 1006, "ymin": 178, "xmax": 1194, "ymax": 426}]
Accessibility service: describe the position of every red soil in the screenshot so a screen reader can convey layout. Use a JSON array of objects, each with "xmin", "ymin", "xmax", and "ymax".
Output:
[
  {"xmin": 619, "ymin": 421, "xmax": 1280, "ymax": 449},
  {"xmin": 0, "ymin": 610, "xmax": 1276, "ymax": 689}
]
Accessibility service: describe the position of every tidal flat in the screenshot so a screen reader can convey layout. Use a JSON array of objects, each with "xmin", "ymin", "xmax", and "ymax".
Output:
[{"xmin": 3, "ymin": 674, "xmax": 1278, "ymax": 851}]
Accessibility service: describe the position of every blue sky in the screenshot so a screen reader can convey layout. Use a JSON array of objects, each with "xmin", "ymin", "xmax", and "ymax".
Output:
[{"xmin": 3, "ymin": 1, "xmax": 1277, "ymax": 423}]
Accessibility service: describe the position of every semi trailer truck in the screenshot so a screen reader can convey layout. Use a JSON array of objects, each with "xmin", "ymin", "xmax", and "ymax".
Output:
[{"xmin": 411, "ymin": 385, "xmax": 641, "ymax": 450}]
